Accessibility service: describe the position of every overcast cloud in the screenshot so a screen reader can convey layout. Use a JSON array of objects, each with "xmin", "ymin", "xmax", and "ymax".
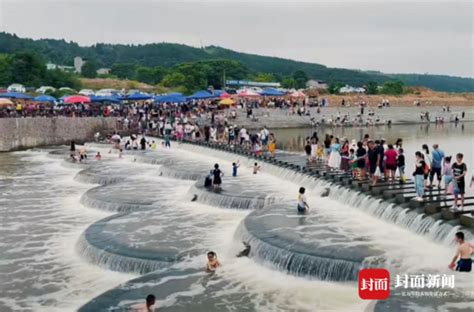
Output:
[{"xmin": 0, "ymin": 0, "xmax": 472, "ymax": 77}]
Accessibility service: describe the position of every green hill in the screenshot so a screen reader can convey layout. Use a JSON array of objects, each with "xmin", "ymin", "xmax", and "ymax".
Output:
[{"xmin": 0, "ymin": 32, "xmax": 472, "ymax": 92}]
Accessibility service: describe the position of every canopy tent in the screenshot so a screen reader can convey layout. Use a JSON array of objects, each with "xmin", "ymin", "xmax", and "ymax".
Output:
[
  {"xmin": 154, "ymin": 94, "xmax": 187, "ymax": 104},
  {"xmin": 290, "ymin": 91, "xmax": 306, "ymax": 98},
  {"xmin": 63, "ymin": 95, "xmax": 91, "ymax": 104},
  {"xmin": 0, "ymin": 98, "xmax": 14, "ymax": 107},
  {"xmin": 220, "ymin": 92, "xmax": 231, "ymax": 99},
  {"xmin": 0, "ymin": 92, "xmax": 34, "ymax": 100},
  {"xmin": 259, "ymin": 88, "xmax": 286, "ymax": 96},
  {"xmin": 124, "ymin": 93, "xmax": 153, "ymax": 101},
  {"xmin": 34, "ymin": 95, "xmax": 56, "ymax": 103},
  {"xmin": 218, "ymin": 98, "xmax": 235, "ymax": 105},
  {"xmin": 90, "ymin": 95, "xmax": 121, "ymax": 103},
  {"xmin": 237, "ymin": 89, "xmax": 261, "ymax": 97},
  {"xmin": 187, "ymin": 90, "xmax": 219, "ymax": 100}
]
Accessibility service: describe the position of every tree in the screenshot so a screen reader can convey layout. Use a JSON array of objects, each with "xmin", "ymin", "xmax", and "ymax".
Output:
[
  {"xmin": 110, "ymin": 63, "xmax": 136, "ymax": 79},
  {"xmin": 366, "ymin": 81, "xmax": 378, "ymax": 95},
  {"xmin": 254, "ymin": 73, "xmax": 276, "ymax": 83},
  {"xmin": 45, "ymin": 69, "xmax": 81, "ymax": 89},
  {"xmin": 292, "ymin": 70, "xmax": 308, "ymax": 89},
  {"xmin": 0, "ymin": 54, "xmax": 12, "ymax": 86},
  {"xmin": 328, "ymin": 82, "xmax": 344, "ymax": 94},
  {"xmin": 10, "ymin": 52, "xmax": 46, "ymax": 87},
  {"xmin": 380, "ymin": 80, "xmax": 404, "ymax": 95},
  {"xmin": 135, "ymin": 66, "xmax": 166, "ymax": 85},
  {"xmin": 81, "ymin": 60, "xmax": 97, "ymax": 78},
  {"xmin": 281, "ymin": 77, "xmax": 297, "ymax": 89},
  {"xmin": 161, "ymin": 72, "xmax": 186, "ymax": 88}
]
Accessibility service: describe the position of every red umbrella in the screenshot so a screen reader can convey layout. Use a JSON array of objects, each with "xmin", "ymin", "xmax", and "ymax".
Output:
[
  {"xmin": 220, "ymin": 92, "xmax": 231, "ymax": 99},
  {"xmin": 64, "ymin": 95, "xmax": 91, "ymax": 104}
]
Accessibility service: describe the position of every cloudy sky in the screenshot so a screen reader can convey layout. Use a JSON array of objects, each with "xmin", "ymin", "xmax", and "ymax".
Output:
[{"xmin": 0, "ymin": 0, "xmax": 472, "ymax": 77}]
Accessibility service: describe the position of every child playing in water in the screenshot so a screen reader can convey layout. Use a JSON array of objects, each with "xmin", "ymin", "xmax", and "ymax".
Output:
[
  {"xmin": 232, "ymin": 161, "xmax": 240, "ymax": 177},
  {"xmin": 253, "ymin": 162, "xmax": 261, "ymax": 174},
  {"xmin": 151, "ymin": 140, "xmax": 157, "ymax": 150},
  {"xmin": 317, "ymin": 144, "xmax": 324, "ymax": 160},
  {"xmin": 206, "ymin": 251, "xmax": 221, "ymax": 273},
  {"xmin": 297, "ymin": 187, "xmax": 309, "ymax": 213},
  {"xmin": 95, "ymin": 152, "xmax": 101, "ymax": 161}
]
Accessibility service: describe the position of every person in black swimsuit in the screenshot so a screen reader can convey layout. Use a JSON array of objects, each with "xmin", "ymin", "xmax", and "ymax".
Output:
[{"xmin": 212, "ymin": 163, "xmax": 223, "ymax": 189}]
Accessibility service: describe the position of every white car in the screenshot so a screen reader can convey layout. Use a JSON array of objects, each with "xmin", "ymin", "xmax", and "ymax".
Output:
[
  {"xmin": 7, "ymin": 84, "xmax": 26, "ymax": 93},
  {"xmin": 36, "ymin": 86, "xmax": 56, "ymax": 94},
  {"xmin": 79, "ymin": 89, "xmax": 95, "ymax": 96}
]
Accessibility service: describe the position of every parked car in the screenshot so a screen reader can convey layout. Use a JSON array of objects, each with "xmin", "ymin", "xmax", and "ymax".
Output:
[
  {"xmin": 36, "ymin": 86, "xmax": 56, "ymax": 94},
  {"xmin": 7, "ymin": 84, "xmax": 26, "ymax": 93},
  {"xmin": 79, "ymin": 89, "xmax": 95, "ymax": 96}
]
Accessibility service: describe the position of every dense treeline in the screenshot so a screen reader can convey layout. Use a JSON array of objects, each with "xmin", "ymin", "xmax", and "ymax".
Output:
[
  {"xmin": 0, "ymin": 53, "xmax": 81, "ymax": 90},
  {"xmin": 0, "ymin": 32, "xmax": 472, "ymax": 93}
]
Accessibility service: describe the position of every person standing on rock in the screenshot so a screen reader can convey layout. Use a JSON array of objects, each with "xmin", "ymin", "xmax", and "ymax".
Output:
[
  {"xmin": 413, "ymin": 151, "xmax": 426, "ymax": 201},
  {"xmin": 212, "ymin": 163, "xmax": 223, "ymax": 189},
  {"xmin": 429, "ymin": 144, "xmax": 445, "ymax": 188},
  {"xmin": 452, "ymin": 153, "xmax": 467, "ymax": 211}
]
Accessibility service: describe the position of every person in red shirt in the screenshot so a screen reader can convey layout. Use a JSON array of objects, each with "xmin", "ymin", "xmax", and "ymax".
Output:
[{"xmin": 384, "ymin": 144, "xmax": 398, "ymax": 181}]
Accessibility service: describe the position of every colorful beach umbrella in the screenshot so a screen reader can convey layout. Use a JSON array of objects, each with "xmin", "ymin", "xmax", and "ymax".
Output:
[
  {"xmin": 63, "ymin": 95, "xmax": 91, "ymax": 104},
  {"xmin": 290, "ymin": 91, "xmax": 306, "ymax": 98},
  {"xmin": 187, "ymin": 91, "xmax": 219, "ymax": 100},
  {"xmin": 0, "ymin": 98, "xmax": 14, "ymax": 107},
  {"xmin": 259, "ymin": 88, "xmax": 286, "ymax": 96},
  {"xmin": 218, "ymin": 98, "xmax": 235, "ymax": 105},
  {"xmin": 0, "ymin": 92, "xmax": 34, "ymax": 100},
  {"xmin": 237, "ymin": 89, "xmax": 261, "ymax": 97},
  {"xmin": 126, "ymin": 93, "xmax": 152, "ymax": 101},
  {"xmin": 34, "ymin": 95, "xmax": 56, "ymax": 103}
]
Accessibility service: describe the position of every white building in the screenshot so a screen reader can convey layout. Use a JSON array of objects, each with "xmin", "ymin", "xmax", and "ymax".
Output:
[
  {"xmin": 74, "ymin": 56, "xmax": 85, "ymax": 73},
  {"xmin": 96, "ymin": 68, "xmax": 111, "ymax": 75},
  {"xmin": 339, "ymin": 85, "xmax": 366, "ymax": 93},
  {"xmin": 306, "ymin": 79, "xmax": 328, "ymax": 90}
]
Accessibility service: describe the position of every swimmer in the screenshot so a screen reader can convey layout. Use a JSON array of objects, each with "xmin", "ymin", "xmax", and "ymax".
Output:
[
  {"xmin": 321, "ymin": 187, "xmax": 330, "ymax": 197},
  {"xmin": 253, "ymin": 162, "xmax": 261, "ymax": 174},
  {"xmin": 236, "ymin": 241, "xmax": 251, "ymax": 257},
  {"xmin": 297, "ymin": 187, "xmax": 309, "ymax": 213},
  {"xmin": 232, "ymin": 161, "xmax": 240, "ymax": 177},
  {"xmin": 206, "ymin": 251, "xmax": 221, "ymax": 273},
  {"xmin": 95, "ymin": 152, "xmax": 101, "ymax": 161},
  {"xmin": 130, "ymin": 294, "xmax": 156, "ymax": 312},
  {"xmin": 448, "ymin": 231, "xmax": 473, "ymax": 272}
]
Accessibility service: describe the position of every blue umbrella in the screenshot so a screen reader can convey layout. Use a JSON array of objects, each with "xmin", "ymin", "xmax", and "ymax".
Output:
[
  {"xmin": 259, "ymin": 88, "xmax": 286, "ymax": 96},
  {"xmin": 90, "ymin": 95, "xmax": 121, "ymax": 103},
  {"xmin": 154, "ymin": 94, "xmax": 187, "ymax": 104},
  {"xmin": 125, "ymin": 93, "xmax": 152, "ymax": 101},
  {"xmin": 0, "ymin": 92, "xmax": 34, "ymax": 99},
  {"xmin": 34, "ymin": 95, "xmax": 56, "ymax": 103},
  {"xmin": 187, "ymin": 90, "xmax": 219, "ymax": 100}
]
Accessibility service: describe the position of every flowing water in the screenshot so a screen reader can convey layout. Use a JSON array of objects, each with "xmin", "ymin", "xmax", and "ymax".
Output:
[{"xmin": 0, "ymin": 127, "xmax": 473, "ymax": 311}]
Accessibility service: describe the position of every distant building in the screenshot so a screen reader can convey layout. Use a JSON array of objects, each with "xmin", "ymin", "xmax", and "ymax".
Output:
[
  {"xmin": 306, "ymin": 79, "xmax": 328, "ymax": 90},
  {"xmin": 339, "ymin": 85, "xmax": 366, "ymax": 93},
  {"xmin": 74, "ymin": 56, "xmax": 85, "ymax": 73},
  {"xmin": 46, "ymin": 63, "xmax": 57, "ymax": 70},
  {"xmin": 96, "ymin": 68, "xmax": 111, "ymax": 75},
  {"xmin": 46, "ymin": 62, "xmax": 74, "ymax": 72}
]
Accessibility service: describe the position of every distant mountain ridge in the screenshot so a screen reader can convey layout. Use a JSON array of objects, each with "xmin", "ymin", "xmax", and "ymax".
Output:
[{"xmin": 0, "ymin": 32, "xmax": 472, "ymax": 92}]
